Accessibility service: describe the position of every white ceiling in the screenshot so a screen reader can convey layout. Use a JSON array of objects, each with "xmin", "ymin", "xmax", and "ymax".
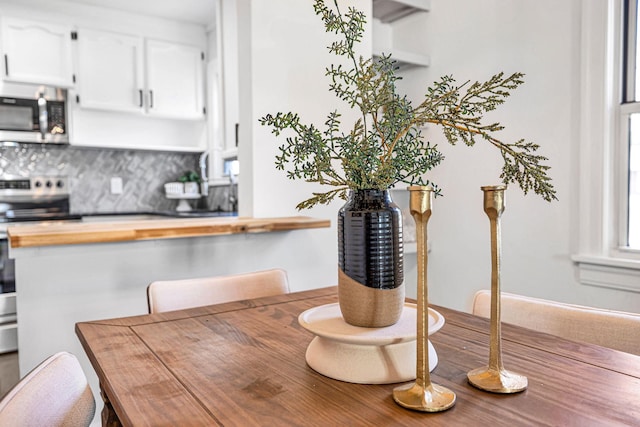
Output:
[{"xmin": 64, "ymin": 0, "xmax": 216, "ymax": 26}]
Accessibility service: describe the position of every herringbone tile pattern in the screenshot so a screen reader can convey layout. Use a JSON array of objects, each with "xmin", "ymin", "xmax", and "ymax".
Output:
[{"xmin": 0, "ymin": 144, "xmax": 200, "ymax": 213}]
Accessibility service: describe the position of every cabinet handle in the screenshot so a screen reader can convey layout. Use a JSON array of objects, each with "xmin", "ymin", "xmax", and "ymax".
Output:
[
  {"xmin": 138, "ymin": 90, "xmax": 143, "ymax": 107},
  {"xmin": 149, "ymin": 90, "xmax": 154, "ymax": 108},
  {"xmin": 4, "ymin": 55, "xmax": 8, "ymax": 76}
]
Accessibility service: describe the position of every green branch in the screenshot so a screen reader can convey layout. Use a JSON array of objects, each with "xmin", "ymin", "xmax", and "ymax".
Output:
[{"xmin": 259, "ymin": 0, "xmax": 557, "ymax": 210}]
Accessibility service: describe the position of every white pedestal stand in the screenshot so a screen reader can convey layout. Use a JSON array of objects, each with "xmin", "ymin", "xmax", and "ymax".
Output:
[
  {"xmin": 166, "ymin": 194, "xmax": 200, "ymax": 212},
  {"xmin": 298, "ymin": 303, "xmax": 445, "ymax": 384}
]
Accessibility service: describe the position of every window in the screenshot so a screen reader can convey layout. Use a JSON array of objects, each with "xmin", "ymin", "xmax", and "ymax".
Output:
[
  {"xmin": 628, "ymin": 116, "xmax": 640, "ymax": 247},
  {"xmin": 624, "ymin": 0, "xmax": 640, "ymax": 249},
  {"xmin": 572, "ymin": 0, "xmax": 640, "ymax": 293}
]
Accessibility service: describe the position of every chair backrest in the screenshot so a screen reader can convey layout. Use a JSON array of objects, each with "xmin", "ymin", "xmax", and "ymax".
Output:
[
  {"xmin": 147, "ymin": 268, "xmax": 290, "ymax": 314},
  {"xmin": 472, "ymin": 290, "xmax": 640, "ymax": 355},
  {"xmin": 0, "ymin": 351, "xmax": 95, "ymax": 427}
]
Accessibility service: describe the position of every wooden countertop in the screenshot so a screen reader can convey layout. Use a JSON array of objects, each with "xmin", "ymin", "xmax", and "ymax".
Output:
[{"xmin": 7, "ymin": 216, "xmax": 330, "ymax": 248}]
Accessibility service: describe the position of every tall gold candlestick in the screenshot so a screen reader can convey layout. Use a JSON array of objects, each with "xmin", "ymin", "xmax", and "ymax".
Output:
[
  {"xmin": 467, "ymin": 185, "xmax": 527, "ymax": 393},
  {"xmin": 393, "ymin": 186, "xmax": 456, "ymax": 412}
]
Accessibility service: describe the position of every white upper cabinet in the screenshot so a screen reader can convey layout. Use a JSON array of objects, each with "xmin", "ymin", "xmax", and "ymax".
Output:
[
  {"xmin": 74, "ymin": 32, "xmax": 205, "ymax": 120},
  {"xmin": 146, "ymin": 39, "xmax": 205, "ymax": 120},
  {"xmin": 1, "ymin": 17, "xmax": 74, "ymax": 87},
  {"xmin": 75, "ymin": 29, "xmax": 144, "ymax": 113}
]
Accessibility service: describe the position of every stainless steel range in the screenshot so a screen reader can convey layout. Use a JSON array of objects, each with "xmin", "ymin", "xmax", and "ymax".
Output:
[{"xmin": 0, "ymin": 175, "xmax": 80, "ymax": 353}]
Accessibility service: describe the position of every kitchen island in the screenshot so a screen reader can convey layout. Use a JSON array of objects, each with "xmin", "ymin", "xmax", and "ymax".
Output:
[{"xmin": 8, "ymin": 215, "xmax": 333, "ymax": 426}]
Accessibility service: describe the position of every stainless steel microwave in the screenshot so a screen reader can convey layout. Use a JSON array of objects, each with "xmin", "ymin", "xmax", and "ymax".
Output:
[{"xmin": 0, "ymin": 86, "xmax": 68, "ymax": 144}]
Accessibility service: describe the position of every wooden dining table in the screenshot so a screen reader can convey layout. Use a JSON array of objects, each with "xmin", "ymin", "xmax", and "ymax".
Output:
[{"xmin": 76, "ymin": 287, "xmax": 640, "ymax": 426}]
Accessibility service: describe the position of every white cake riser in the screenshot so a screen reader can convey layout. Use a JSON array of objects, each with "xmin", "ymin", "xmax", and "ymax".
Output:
[{"xmin": 305, "ymin": 336, "xmax": 438, "ymax": 384}]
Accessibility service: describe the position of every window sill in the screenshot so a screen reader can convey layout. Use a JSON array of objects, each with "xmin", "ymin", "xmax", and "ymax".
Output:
[{"xmin": 572, "ymin": 254, "xmax": 640, "ymax": 293}]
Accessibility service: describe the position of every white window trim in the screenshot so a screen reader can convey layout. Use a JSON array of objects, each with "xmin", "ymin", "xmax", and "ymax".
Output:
[{"xmin": 572, "ymin": 0, "xmax": 640, "ymax": 293}]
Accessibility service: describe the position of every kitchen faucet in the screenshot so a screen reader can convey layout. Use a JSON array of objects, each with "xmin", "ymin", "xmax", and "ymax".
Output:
[
  {"xmin": 229, "ymin": 173, "xmax": 238, "ymax": 213},
  {"xmin": 199, "ymin": 151, "xmax": 209, "ymax": 197}
]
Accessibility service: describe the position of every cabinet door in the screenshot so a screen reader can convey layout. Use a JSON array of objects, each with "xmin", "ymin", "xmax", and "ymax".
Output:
[
  {"xmin": 146, "ymin": 39, "xmax": 204, "ymax": 120},
  {"xmin": 1, "ymin": 17, "xmax": 74, "ymax": 87},
  {"xmin": 76, "ymin": 29, "xmax": 144, "ymax": 113}
]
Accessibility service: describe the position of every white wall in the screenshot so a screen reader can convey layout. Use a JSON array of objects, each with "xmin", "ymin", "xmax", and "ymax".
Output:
[
  {"xmin": 246, "ymin": 0, "xmax": 372, "ymax": 218},
  {"xmin": 387, "ymin": 0, "xmax": 639, "ymax": 313},
  {"xmin": 234, "ymin": 0, "xmax": 640, "ymax": 314},
  {"xmin": 236, "ymin": 0, "xmax": 374, "ymax": 292}
]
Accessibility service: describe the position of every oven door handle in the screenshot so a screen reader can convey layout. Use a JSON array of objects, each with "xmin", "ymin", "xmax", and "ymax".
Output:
[{"xmin": 0, "ymin": 232, "xmax": 6, "ymax": 270}]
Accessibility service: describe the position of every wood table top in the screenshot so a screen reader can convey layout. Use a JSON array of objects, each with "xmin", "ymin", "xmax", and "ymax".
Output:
[
  {"xmin": 76, "ymin": 287, "xmax": 640, "ymax": 426},
  {"xmin": 8, "ymin": 215, "xmax": 330, "ymax": 248}
]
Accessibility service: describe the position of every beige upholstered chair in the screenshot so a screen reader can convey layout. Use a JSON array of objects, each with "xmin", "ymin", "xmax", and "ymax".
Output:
[
  {"xmin": 472, "ymin": 290, "xmax": 640, "ymax": 355},
  {"xmin": 148, "ymin": 268, "xmax": 290, "ymax": 314},
  {"xmin": 0, "ymin": 351, "xmax": 95, "ymax": 427}
]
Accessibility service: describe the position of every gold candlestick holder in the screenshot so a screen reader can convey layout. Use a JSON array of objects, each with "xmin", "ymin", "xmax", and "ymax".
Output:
[
  {"xmin": 467, "ymin": 185, "xmax": 527, "ymax": 393},
  {"xmin": 393, "ymin": 186, "xmax": 456, "ymax": 412}
]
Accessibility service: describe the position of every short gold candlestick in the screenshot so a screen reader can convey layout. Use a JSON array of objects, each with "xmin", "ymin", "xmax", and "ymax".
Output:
[
  {"xmin": 467, "ymin": 185, "xmax": 527, "ymax": 393},
  {"xmin": 393, "ymin": 186, "xmax": 456, "ymax": 412}
]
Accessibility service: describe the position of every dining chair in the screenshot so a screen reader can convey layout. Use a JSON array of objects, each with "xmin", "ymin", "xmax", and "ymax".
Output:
[
  {"xmin": 147, "ymin": 268, "xmax": 290, "ymax": 314},
  {"xmin": 472, "ymin": 290, "xmax": 640, "ymax": 355},
  {"xmin": 0, "ymin": 351, "xmax": 95, "ymax": 427}
]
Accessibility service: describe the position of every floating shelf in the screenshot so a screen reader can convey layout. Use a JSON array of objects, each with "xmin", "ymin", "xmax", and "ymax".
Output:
[
  {"xmin": 404, "ymin": 241, "xmax": 417, "ymax": 254},
  {"xmin": 373, "ymin": 48, "xmax": 430, "ymax": 70},
  {"xmin": 372, "ymin": 13, "xmax": 430, "ymax": 70},
  {"xmin": 372, "ymin": 0, "xmax": 430, "ymax": 23}
]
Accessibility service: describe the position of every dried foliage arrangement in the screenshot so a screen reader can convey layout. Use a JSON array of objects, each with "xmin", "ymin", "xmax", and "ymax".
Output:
[{"xmin": 260, "ymin": 0, "xmax": 557, "ymax": 209}]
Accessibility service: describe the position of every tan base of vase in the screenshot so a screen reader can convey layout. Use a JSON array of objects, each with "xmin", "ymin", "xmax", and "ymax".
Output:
[{"xmin": 338, "ymin": 268, "xmax": 405, "ymax": 327}]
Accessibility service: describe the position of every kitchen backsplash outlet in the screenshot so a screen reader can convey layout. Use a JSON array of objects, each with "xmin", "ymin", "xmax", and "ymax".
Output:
[{"xmin": 0, "ymin": 143, "xmax": 201, "ymax": 213}]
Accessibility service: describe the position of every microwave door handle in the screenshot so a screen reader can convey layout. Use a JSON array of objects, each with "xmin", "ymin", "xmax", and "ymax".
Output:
[{"xmin": 37, "ymin": 95, "xmax": 48, "ymax": 141}]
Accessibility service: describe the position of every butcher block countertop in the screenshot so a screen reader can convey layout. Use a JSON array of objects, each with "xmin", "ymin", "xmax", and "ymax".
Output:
[{"xmin": 7, "ymin": 216, "xmax": 331, "ymax": 248}]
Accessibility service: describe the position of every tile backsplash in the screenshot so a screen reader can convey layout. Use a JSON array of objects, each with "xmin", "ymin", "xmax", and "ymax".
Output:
[{"xmin": 0, "ymin": 143, "xmax": 202, "ymax": 213}]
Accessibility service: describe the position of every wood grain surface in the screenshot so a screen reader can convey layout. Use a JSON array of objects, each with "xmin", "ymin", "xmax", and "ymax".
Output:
[
  {"xmin": 8, "ymin": 216, "xmax": 330, "ymax": 248},
  {"xmin": 76, "ymin": 287, "xmax": 640, "ymax": 427}
]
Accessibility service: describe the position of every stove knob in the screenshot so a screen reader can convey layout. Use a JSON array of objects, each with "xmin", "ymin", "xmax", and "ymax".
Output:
[
  {"xmin": 56, "ymin": 180, "xmax": 64, "ymax": 188},
  {"xmin": 34, "ymin": 180, "xmax": 42, "ymax": 188},
  {"xmin": 45, "ymin": 180, "xmax": 53, "ymax": 188}
]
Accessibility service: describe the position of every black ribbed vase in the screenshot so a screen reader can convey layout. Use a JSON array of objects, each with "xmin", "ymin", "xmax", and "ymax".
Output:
[{"xmin": 338, "ymin": 189, "xmax": 404, "ymax": 327}]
